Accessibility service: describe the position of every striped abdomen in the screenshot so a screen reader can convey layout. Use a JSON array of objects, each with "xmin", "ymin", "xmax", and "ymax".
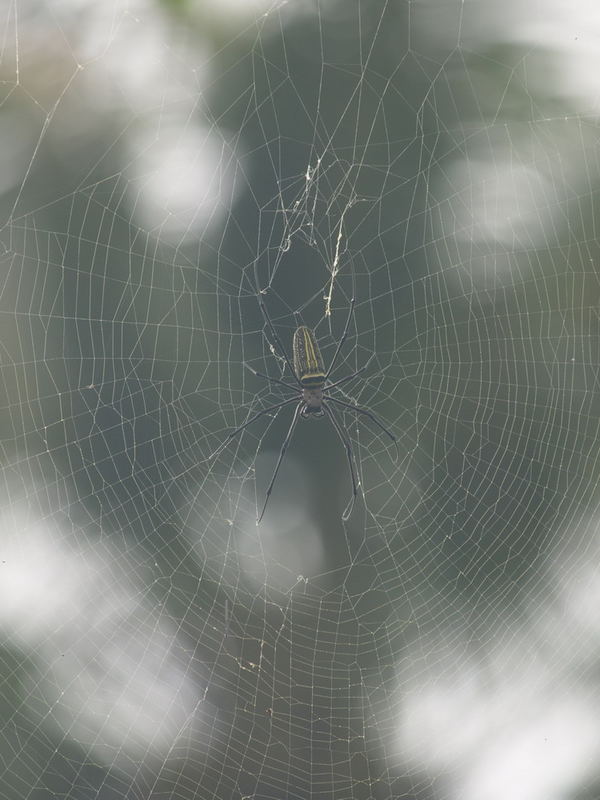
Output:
[{"xmin": 293, "ymin": 326, "xmax": 325, "ymax": 388}]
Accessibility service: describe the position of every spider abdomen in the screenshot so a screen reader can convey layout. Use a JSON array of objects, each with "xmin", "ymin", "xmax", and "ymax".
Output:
[{"xmin": 293, "ymin": 326, "xmax": 326, "ymax": 387}]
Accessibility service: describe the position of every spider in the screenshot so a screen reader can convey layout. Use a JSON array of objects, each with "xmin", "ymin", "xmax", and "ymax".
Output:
[{"xmin": 212, "ymin": 299, "xmax": 398, "ymax": 522}]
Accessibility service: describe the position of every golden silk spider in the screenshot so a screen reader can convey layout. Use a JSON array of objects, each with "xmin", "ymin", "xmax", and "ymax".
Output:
[{"xmin": 212, "ymin": 299, "xmax": 398, "ymax": 522}]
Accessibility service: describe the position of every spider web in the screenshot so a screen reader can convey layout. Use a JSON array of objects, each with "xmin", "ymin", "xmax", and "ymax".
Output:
[{"xmin": 1, "ymin": 1, "xmax": 600, "ymax": 799}]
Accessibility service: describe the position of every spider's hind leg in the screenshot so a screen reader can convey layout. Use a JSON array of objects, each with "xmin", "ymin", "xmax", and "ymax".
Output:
[
  {"xmin": 322, "ymin": 402, "xmax": 359, "ymax": 520},
  {"xmin": 256, "ymin": 401, "xmax": 303, "ymax": 523}
]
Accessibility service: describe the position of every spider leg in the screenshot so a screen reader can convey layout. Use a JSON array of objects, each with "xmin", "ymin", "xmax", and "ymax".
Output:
[
  {"xmin": 325, "ymin": 297, "xmax": 355, "ymax": 379},
  {"xmin": 323, "ymin": 395, "xmax": 399, "ymax": 461},
  {"xmin": 325, "ymin": 353, "xmax": 375, "ymax": 391},
  {"xmin": 260, "ymin": 300, "xmax": 301, "ymax": 386},
  {"xmin": 244, "ymin": 363, "xmax": 297, "ymax": 391},
  {"xmin": 209, "ymin": 396, "xmax": 298, "ymax": 460},
  {"xmin": 257, "ymin": 401, "xmax": 303, "ymax": 523},
  {"xmin": 322, "ymin": 403, "xmax": 359, "ymax": 521}
]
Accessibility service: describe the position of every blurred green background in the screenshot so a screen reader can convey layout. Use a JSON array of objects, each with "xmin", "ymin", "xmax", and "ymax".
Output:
[{"xmin": 1, "ymin": 1, "xmax": 600, "ymax": 798}]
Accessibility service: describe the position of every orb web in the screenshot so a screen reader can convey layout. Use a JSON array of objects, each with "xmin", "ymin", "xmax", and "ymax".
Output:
[{"xmin": 1, "ymin": 1, "xmax": 600, "ymax": 799}]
